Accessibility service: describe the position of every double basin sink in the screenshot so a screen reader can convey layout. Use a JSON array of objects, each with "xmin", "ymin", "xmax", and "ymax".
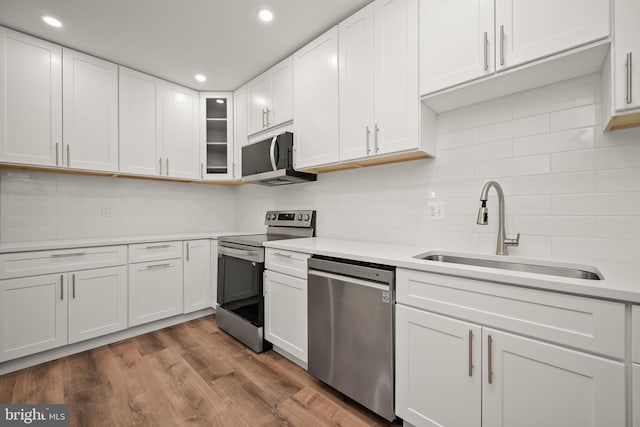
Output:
[{"xmin": 415, "ymin": 252, "xmax": 603, "ymax": 280}]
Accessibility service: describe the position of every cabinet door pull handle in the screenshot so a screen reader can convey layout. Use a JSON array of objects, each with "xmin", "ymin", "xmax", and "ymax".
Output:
[
  {"xmin": 468, "ymin": 330, "xmax": 474, "ymax": 377},
  {"xmin": 51, "ymin": 252, "xmax": 86, "ymax": 258},
  {"xmin": 487, "ymin": 334, "xmax": 493, "ymax": 384},
  {"xmin": 275, "ymin": 252, "xmax": 292, "ymax": 258},
  {"xmin": 201, "ymin": 162, "xmax": 204, "ymax": 179},
  {"xmin": 56, "ymin": 143, "xmax": 59, "ymax": 166},
  {"xmin": 366, "ymin": 126, "xmax": 371, "ymax": 154},
  {"xmin": 499, "ymin": 25, "xmax": 505, "ymax": 66},
  {"xmin": 262, "ymin": 108, "xmax": 267, "ymax": 128},
  {"xmin": 166, "ymin": 158, "xmax": 169, "ymax": 176},
  {"xmin": 186, "ymin": 242, "xmax": 190, "ymax": 261},
  {"xmin": 66, "ymin": 145, "xmax": 70, "ymax": 167},
  {"xmin": 60, "ymin": 274, "xmax": 64, "ymax": 300},
  {"xmin": 72, "ymin": 273, "xmax": 76, "ymax": 299},
  {"xmin": 484, "ymin": 32, "xmax": 489, "ymax": 71},
  {"xmin": 266, "ymin": 107, "xmax": 271, "ymax": 126},
  {"xmin": 374, "ymin": 124, "xmax": 380, "ymax": 153},
  {"xmin": 627, "ymin": 52, "xmax": 633, "ymax": 104},
  {"xmin": 146, "ymin": 263, "xmax": 171, "ymax": 269},
  {"xmin": 144, "ymin": 244, "xmax": 171, "ymax": 249},
  {"xmin": 159, "ymin": 157, "xmax": 163, "ymax": 175}
]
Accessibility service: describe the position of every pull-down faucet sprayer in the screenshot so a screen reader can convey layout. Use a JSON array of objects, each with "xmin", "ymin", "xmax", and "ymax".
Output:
[{"xmin": 477, "ymin": 181, "xmax": 520, "ymax": 255}]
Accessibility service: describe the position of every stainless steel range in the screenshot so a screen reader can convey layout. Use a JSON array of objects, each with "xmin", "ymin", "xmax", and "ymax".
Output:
[{"xmin": 216, "ymin": 210, "xmax": 316, "ymax": 353}]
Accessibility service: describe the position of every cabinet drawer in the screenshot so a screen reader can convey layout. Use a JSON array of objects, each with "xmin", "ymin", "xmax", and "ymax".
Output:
[
  {"xmin": 397, "ymin": 269, "xmax": 625, "ymax": 359},
  {"xmin": 265, "ymin": 249, "xmax": 310, "ymax": 279},
  {"xmin": 633, "ymin": 305, "xmax": 640, "ymax": 363},
  {"xmin": 0, "ymin": 246, "xmax": 127, "ymax": 280},
  {"xmin": 128, "ymin": 241, "xmax": 182, "ymax": 263}
]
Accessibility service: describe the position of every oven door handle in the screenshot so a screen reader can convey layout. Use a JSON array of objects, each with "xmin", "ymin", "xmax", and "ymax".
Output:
[{"xmin": 219, "ymin": 245, "xmax": 262, "ymax": 262}]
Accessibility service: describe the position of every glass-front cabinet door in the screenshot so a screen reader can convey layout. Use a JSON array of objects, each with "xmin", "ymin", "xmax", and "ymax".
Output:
[{"xmin": 200, "ymin": 92, "xmax": 234, "ymax": 180}]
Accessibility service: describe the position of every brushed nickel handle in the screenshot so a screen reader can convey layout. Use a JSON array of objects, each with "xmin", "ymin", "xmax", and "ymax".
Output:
[
  {"xmin": 165, "ymin": 158, "xmax": 169, "ymax": 176},
  {"xmin": 144, "ymin": 244, "xmax": 171, "ymax": 249},
  {"xmin": 56, "ymin": 143, "xmax": 59, "ymax": 166},
  {"xmin": 51, "ymin": 252, "xmax": 86, "ymax": 258},
  {"xmin": 186, "ymin": 242, "xmax": 190, "ymax": 261},
  {"xmin": 487, "ymin": 334, "xmax": 493, "ymax": 384},
  {"xmin": 627, "ymin": 52, "xmax": 633, "ymax": 104},
  {"xmin": 499, "ymin": 25, "xmax": 505, "ymax": 66},
  {"xmin": 266, "ymin": 107, "xmax": 271, "ymax": 126},
  {"xmin": 374, "ymin": 124, "xmax": 380, "ymax": 153},
  {"xmin": 484, "ymin": 32, "xmax": 489, "ymax": 71},
  {"xmin": 468, "ymin": 330, "xmax": 474, "ymax": 377},
  {"xmin": 275, "ymin": 252, "xmax": 292, "ymax": 258},
  {"xmin": 262, "ymin": 108, "xmax": 267, "ymax": 128},
  {"xmin": 146, "ymin": 263, "xmax": 171, "ymax": 269},
  {"xmin": 66, "ymin": 145, "xmax": 70, "ymax": 167},
  {"xmin": 60, "ymin": 274, "xmax": 64, "ymax": 300},
  {"xmin": 72, "ymin": 273, "xmax": 76, "ymax": 299},
  {"xmin": 366, "ymin": 126, "xmax": 371, "ymax": 154},
  {"xmin": 201, "ymin": 162, "xmax": 204, "ymax": 179}
]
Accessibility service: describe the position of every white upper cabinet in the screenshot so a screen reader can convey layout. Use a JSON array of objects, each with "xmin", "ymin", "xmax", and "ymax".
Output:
[
  {"xmin": 162, "ymin": 83, "xmax": 199, "ymax": 180},
  {"xmin": 340, "ymin": 0, "xmax": 420, "ymax": 162},
  {"xmin": 247, "ymin": 57, "xmax": 293, "ymax": 135},
  {"xmin": 119, "ymin": 67, "xmax": 199, "ymax": 180},
  {"xmin": 496, "ymin": 0, "xmax": 609, "ymax": 71},
  {"xmin": 613, "ymin": 0, "xmax": 640, "ymax": 113},
  {"xmin": 339, "ymin": 4, "xmax": 375, "ymax": 161},
  {"xmin": 0, "ymin": 27, "xmax": 61, "ymax": 167},
  {"xmin": 420, "ymin": 0, "xmax": 494, "ymax": 94},
  {"xmin": 420, "ymin": 0, "xmax": 610, "ymax": 97},
  {"xmin": 233, "ymin": 85, "xmax": 248, "ymax": 180},
  {"xmin": 293, "ymin": 26, "xmax": 340, "ymax": 170},
  {"xmin": 200, "ymin": 92, "xmax": 233, "ymax": 180},
  {"xmin": 119, "ymin": 67, "xmax": 163, "ymax": 176},
  {"xmin": 63, "ymin": 49, "xmax": 118, "ymax": 172}
]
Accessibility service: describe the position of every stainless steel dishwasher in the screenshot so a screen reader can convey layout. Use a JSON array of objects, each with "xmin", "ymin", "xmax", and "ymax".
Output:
[{"xmin": 308, "ymin": 256, "xmax": 395, "ymax": 421}]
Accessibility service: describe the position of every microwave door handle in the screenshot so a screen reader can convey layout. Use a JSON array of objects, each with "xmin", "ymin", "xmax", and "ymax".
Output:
[{"xmin": 270, "ymin": 136, "xmax": 278, "ymax": 171}]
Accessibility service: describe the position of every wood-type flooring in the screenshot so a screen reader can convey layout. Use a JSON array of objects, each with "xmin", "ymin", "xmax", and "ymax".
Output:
[{"xmin": 0, "ymin": 316, "xmax": 399, "ymax": 426}]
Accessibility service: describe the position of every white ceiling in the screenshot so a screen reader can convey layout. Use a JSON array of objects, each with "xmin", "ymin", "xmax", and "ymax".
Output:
[{"xmin": 0, "ymin": 0, "xmax": 371, "ymax": 91}]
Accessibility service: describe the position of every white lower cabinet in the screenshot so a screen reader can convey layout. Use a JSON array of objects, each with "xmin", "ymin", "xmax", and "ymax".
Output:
[
  {"xmin": 395, "ymin": 268, "xmax": 626, "ymax": 426},
  {"xmin": 395, "ymin": 305, "xmax": 481, "ymax": 427},
  {"xmin": 0, "ymin": 265, "xmax": 127, "ymax": 362},
  {"xmin": 482, "ymin": 328, "xmax": 624, "ymax": 427},
  {"xmin": 264, "ymin": 270, "xmax": 307, "ymax": 364},
  {"xmin": 183, "ymin": 240, "xmax": 211, "ymax": 313},
  {"xmin": 128, "ymin": 259, "xmax": 183, "ymax": 326},
  {"xmin": 0, "ymin": 274, "xmax": 67, "ymax": 362},
  {"xmin": 634, "ymin": 364, "xmax": 640, "ymax": 427},
  {"xmin": 67, "ymin": 266, "xmax": 127, "ymax": 344}
]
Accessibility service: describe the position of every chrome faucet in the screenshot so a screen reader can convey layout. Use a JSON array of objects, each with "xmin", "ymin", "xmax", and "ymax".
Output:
[{"xmin": 477, "ymin": 181, "xmax": 520, "ymax": 255}]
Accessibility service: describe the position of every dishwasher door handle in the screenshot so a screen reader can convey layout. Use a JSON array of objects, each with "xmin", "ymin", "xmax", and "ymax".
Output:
[{"xmin": 308, "ymin": 270, "xmax": 389, "ymax": 291}]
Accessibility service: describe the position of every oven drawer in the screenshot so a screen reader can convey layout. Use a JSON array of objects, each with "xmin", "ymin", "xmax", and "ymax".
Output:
[
  {"xmin": 128, "ymin": 241, "xmax": 182, "ymax": 263},
  {"xmin": 266, "ymin": 248, "xmax": 310, "ymax": 279}
]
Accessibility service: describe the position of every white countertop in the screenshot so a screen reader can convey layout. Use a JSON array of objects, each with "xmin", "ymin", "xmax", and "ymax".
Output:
[
  {"xmin": 264, "ymin": 237, "xmax": 640, "ymax": 304},
  {"xmin": 0, "ymin": 231, "xmax": 258, "ymax": 254}
]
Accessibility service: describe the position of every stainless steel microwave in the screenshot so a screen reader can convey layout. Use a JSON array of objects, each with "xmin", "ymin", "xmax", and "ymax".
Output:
[{"xmin": 241, "ymin": 132, "xmax": 317, "ymax": 186}]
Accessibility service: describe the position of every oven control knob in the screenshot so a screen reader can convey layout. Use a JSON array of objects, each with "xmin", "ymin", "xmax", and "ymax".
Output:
[
  {"xmin": 296, "ymin": 214, "xmax": 303, "ymax": 220},
  {"xmin": 303, "ymin": 213, "xmax": 310, "ymax": 221},
  {"xmin": 265, "ymin": 213, "xmax": 270, "ymax": 221},
  {"xmin": 270, "ymin": 214, "xmax": 277, "ymax": 220}
]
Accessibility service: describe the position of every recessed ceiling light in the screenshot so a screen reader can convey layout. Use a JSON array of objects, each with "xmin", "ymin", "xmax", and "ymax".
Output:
[
  {"xmin": 259, "ymin": 9, "xmax": 273, "ymax": 22},
  {"xmin": 194, "ymin": 74, "xmax": 207, "ymax": 82},
  {"xmin": 42, "ymin": 16, "xmax": 62, "ymax": 28},
  {"xmin": 216, "ymin": 99, "xmax": 225, "ymax": 104}
]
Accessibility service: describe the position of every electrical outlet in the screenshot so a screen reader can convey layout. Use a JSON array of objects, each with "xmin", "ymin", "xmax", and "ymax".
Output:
[
  {"xmin": 428, "ymin": 201, "xmax": 445, "ymax": 220},
  {"xmin": 101, "ymin": 205, "xmax": 111, "ymax": 218}
]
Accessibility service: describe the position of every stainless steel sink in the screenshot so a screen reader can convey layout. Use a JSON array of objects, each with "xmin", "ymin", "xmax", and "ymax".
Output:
[{"xmin": 415, "ymin": 253, "xmax": 603, "ymax": 280}]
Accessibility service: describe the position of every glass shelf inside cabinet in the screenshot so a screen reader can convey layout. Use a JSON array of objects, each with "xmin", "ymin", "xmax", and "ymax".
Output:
[{"xmin": 205, "ymin": 97, "xmax": 228, "ymax": 175}]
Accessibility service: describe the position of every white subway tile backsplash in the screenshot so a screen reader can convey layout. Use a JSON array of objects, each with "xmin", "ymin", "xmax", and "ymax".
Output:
[
  {"xmin": 552, "ymin": 193, "xmax": 640, "ymax": 216},
  {"xmin": 597, "ymin": 169, "xmax": 640, "ymax": 192},
  {"xmin": 479, "ymin": 155, "xmax": 550, "ymax": 178},
  {"xmin": 512, "ymin": 216, "xmax": 597, "ymax": 237},
  {"xmin": 552, "ymin": 144, "xmax": 640, "ymax": 173},
  {"xmin": 512, "ymin": 172, "xmax": 597, "ymax": 195},
  {"xmin": 549, "ymin": 104, "xmax": 598, "ymax": 132},
  {"xmin": 596, "ymin": 126, "xmax": 640, "ymax": 146},
  {"xmin": 478, "ymin": 114, "xmax": 549, "ymax": 143},
  {"xmin": 597, "ymin": 216, "xmax": 640, "ymax": 240},
  {"xmin": 552, "ymin": 237, "xmax": 640, "ymax": 264},
  {"xmin": 512, "ymin": 127, "xmax": 594, "ymax": 157}
]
